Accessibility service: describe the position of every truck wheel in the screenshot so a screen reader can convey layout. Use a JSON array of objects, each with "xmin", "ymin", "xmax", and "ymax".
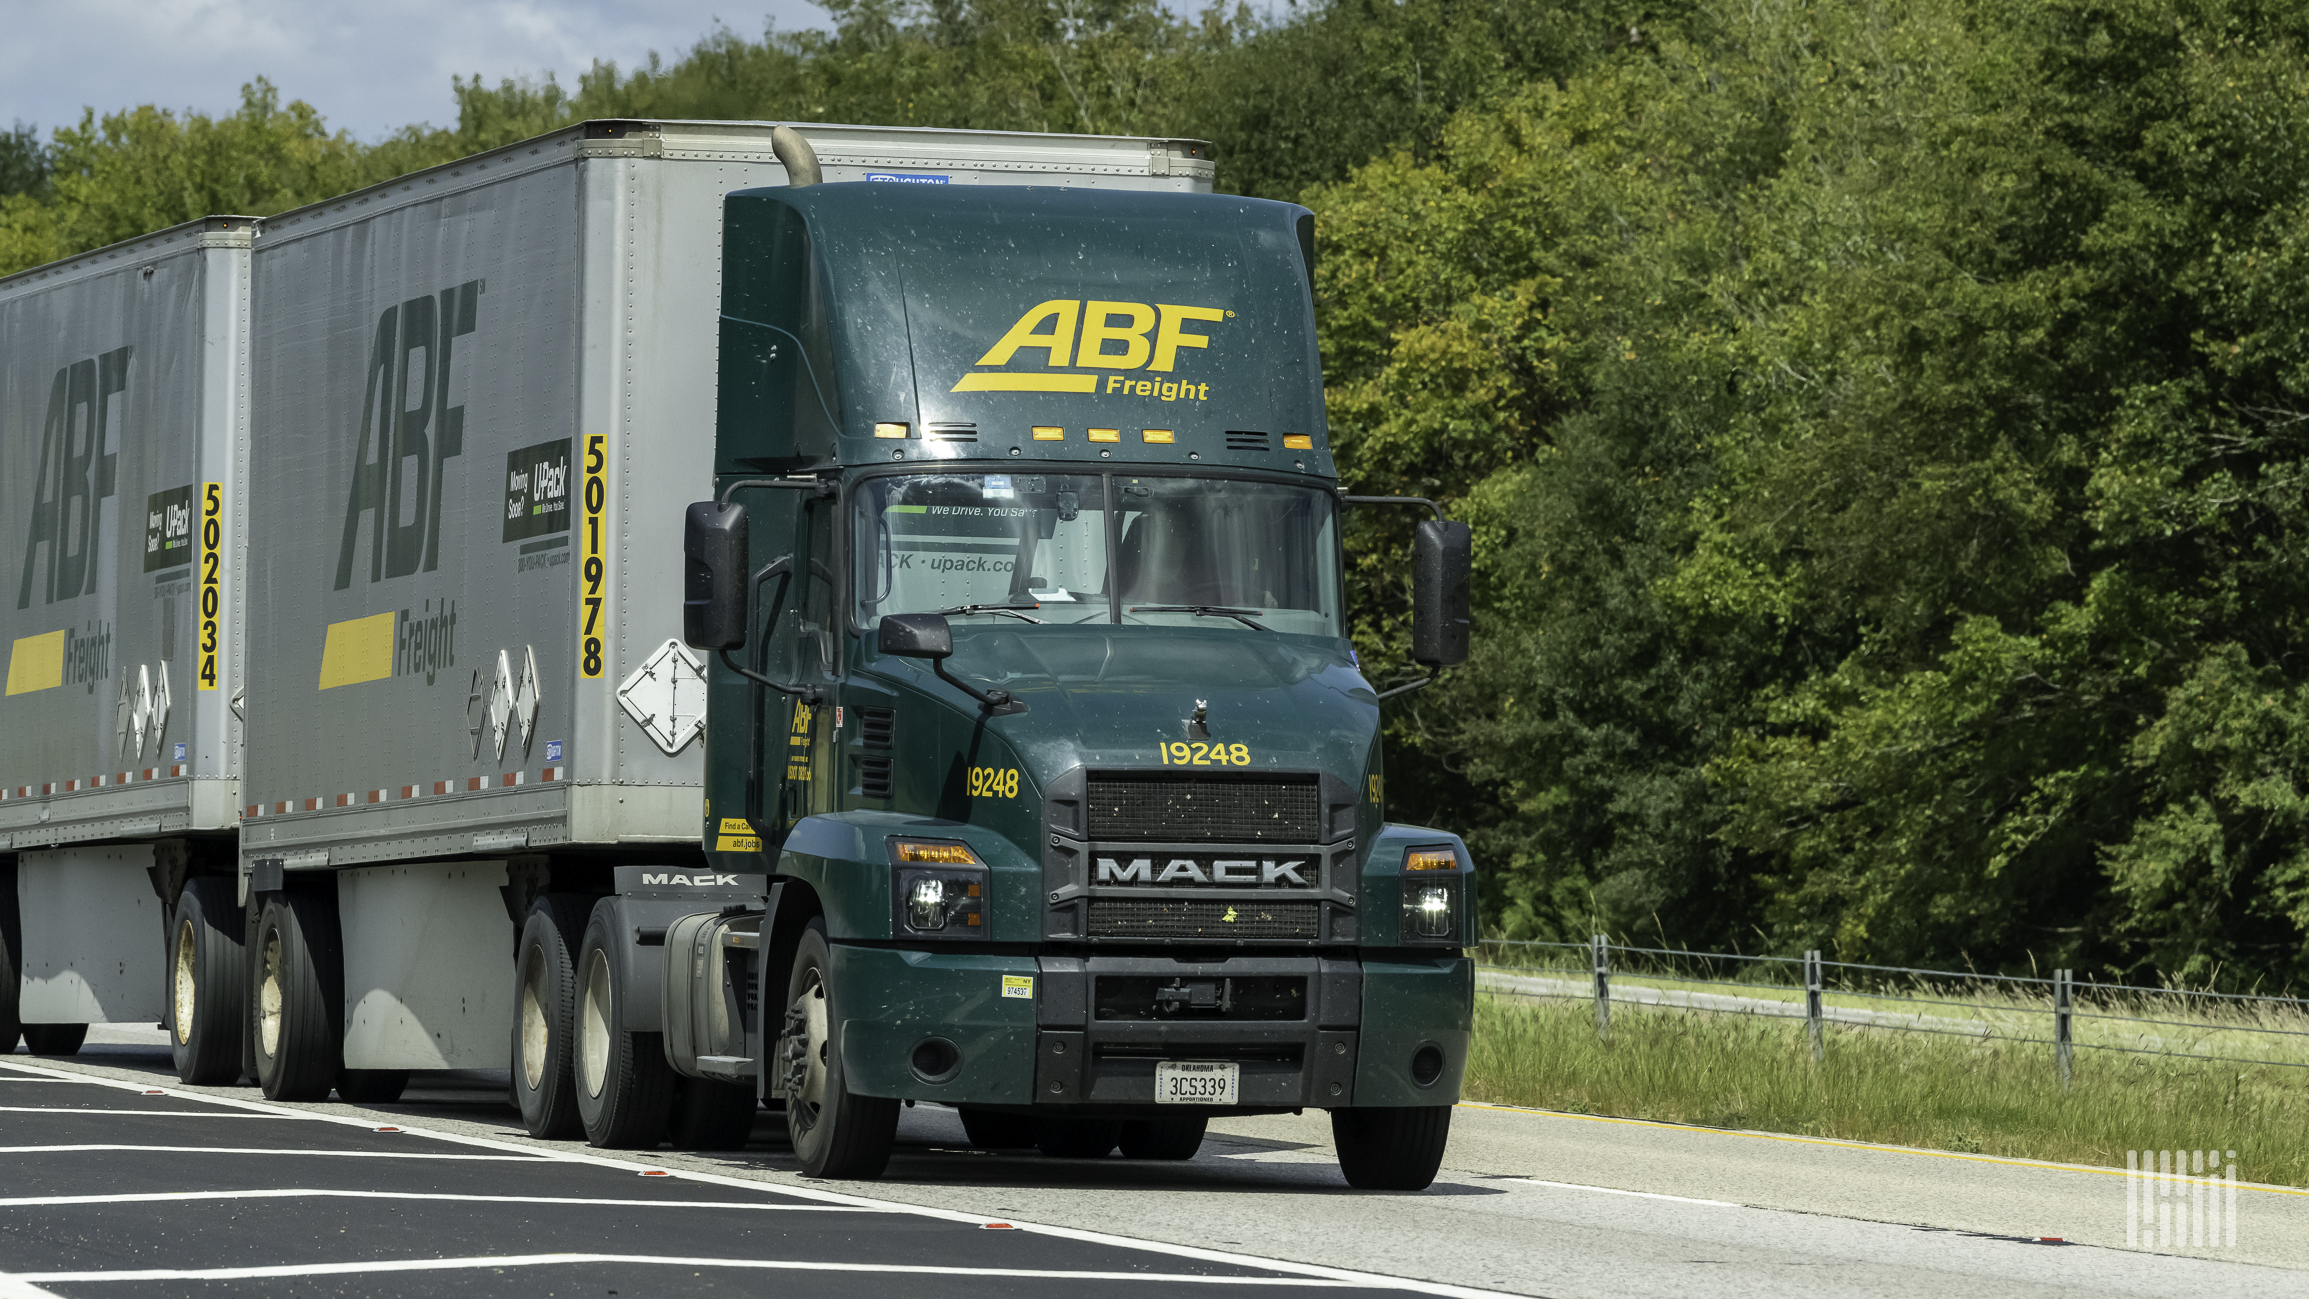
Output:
[
  {"xmin": 21, "ymin": 1024, "xmax": 88, "ymax": 1056},
  {"xmin": 1036, "ymin": 1118, "xmax": 1121, "ymax": 1158},
  {"xmin": 168, "ymin": 877, "xmax": 247, "ymax": 1085},
  {"xmin": 574, "ymin": 906, "xmax": 674, "ymax": 1148},
  {"xmin": 1331, "ymin": 1105, "xmax": 1452, "ymax": 1191},
  {"xmin": 336, "ymin": 1070, "xmax": 409, "ymax": 1103},
  {"xmin": 510, "ymin": 895, "xmax": 590, "ymax": 1139},
  {"xmin": 958, "ymin": 1108, "xmax": 1037, "ymax": 1149},
  {"xmin": 669, "ymin": 1076, "xmax": 758, "ymax": 1150},
  {"xmin": 253, "ymin": 893, "xmax": 342, "ymax": 1102},
  {"xmin": 779, "ymin": 920, "xmax": 897, "ymax": 1179},
  {"xmin": 1119, "ymin": 1116, "xmax": 1207, "ymax": 1160}
]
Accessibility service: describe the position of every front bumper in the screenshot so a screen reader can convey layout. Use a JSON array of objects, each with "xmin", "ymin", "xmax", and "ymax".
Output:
[{"xmin": 831, "ymin": 944, "xmax": 1471, "ymax": 1111}]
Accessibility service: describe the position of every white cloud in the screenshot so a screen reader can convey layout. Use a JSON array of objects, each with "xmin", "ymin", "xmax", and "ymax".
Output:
[{"xmin": 0, "ymin": 0, "xmax": 829, "ymax": 141}]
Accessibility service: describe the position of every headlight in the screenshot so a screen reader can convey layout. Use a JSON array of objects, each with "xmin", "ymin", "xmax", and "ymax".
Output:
[
  {"xmin": 1399, "ymin": 874, "xmax": 1461, "ymax": 945},
  {"xmin": 888, "ymin": 838, "xmax": 988, "ymax": 939}
]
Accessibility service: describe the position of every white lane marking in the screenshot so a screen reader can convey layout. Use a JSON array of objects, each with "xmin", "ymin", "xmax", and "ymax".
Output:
[
  {"xmin": 6, "ymin": 1254, "xmax": 1387, "ymax": 1287},
  {"xmin": 0, "ymin": 1060, "xmax": 1516, "ymax": 1299},
  {"xmin": 0, "ymin": 1190, "xmax": 889, "ymax": 1211},
  {"xmin": 0, "ymin": 1276, "xmax": 64, "ymax": 1299},
  {"xmin": 0, "ymin": 1145, "xmax": 547, "ymax": 1160},
  {"xmin": 0, "ymin": 1108, "xmax": 279, "ymax": 1117},
  {"xmin": 1504, "ymin": 1177, "xmax": 1738, "ymax": 1207},
  {"xmin": 0, "ymin": 1078, "xmax": 101, "ymax": 1084}
]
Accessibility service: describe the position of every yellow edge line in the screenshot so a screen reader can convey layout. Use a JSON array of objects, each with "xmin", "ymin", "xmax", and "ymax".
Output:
[{"xmin": 1453, "ymin": 1101, "xmax": 2309, "ymax": 1196}]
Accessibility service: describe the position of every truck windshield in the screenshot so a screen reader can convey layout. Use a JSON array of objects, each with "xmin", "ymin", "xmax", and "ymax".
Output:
[{"xmin": 855, "ymin": 472, "xmax": 1340, "ymax": 637}]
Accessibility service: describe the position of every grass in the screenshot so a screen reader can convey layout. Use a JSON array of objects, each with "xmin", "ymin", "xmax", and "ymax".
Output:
[{"xmin": 1463, "ymin": 992, "xmax": 2309, "ymax": 1189}]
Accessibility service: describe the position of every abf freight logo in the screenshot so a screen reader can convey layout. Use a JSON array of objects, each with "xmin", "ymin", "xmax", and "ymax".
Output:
[
  {"xmin": 315, "ymin": 599, "xmax": 456, "ymax": 690},
  {"xmin": 5, "ymin": 622, "xmax": 112, "ymax": 697},
  {"xmin": 334, "ymin": 281, "xmax": 484, "ymax": 590},
  {"xmin": 16, "ymin": 347, "xmax": 128, "ymax": 609},
  {"xmin": 951, "ymin": 300, "xmax": 1225, "ymax": 398}
]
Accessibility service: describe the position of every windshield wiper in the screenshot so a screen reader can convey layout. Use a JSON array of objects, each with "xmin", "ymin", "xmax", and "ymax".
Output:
[
  {"xmin": 1128, "ymin": 604, "xmax": 1271, "ymax": 631},
  {"xmin": 930, "ymin": 598, "xmax": 1046, "ymax": 624}
]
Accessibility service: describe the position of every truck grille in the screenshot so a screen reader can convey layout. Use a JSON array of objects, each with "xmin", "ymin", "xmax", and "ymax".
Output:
[
  {"xmin": 1086, "ymin": 775, "xmax": 1321, "ymax": 843},
  {"xmin": 1086, "ymin": 899, "xmax": 1320, "ymax": 940}
]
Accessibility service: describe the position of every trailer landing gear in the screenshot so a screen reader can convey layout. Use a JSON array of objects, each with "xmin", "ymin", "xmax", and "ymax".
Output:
[{"xmin": 779, "ymin": 921, "xmax": 896, "ymax": 1179}]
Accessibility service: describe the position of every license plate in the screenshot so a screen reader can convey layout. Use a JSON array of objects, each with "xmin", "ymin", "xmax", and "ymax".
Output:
[{"xmin": 1155, "ymin": 1060, "xmax": 1239, "ymax": 1105}]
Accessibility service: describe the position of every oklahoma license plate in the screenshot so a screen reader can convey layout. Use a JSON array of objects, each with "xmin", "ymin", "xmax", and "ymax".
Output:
[{"xmin": 1155, "ymin": 1060, "xmax": 1239, "ymax": 1105}]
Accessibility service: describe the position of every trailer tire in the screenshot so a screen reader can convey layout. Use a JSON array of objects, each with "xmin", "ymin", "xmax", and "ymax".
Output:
[
  {"xmin": 510, "ymin": 895, "xmax": 590, "ymax": 1139},
  {"xmin": 779, "ymin": 920, "xmax": 897, "ymax": 1179},
  {"xmin": 1331, "ymin": 1105, "xmax": 1452, "ymax": 1191},
  {"xmin": 168, "ymin": 877, "xmax": 247, "ymax": 1085},
  {"xmin": 1118, "ymin": 1116, "xmax": 1207, "ymax": 1160},
  {"xmin": 574, "ymin": 906, "xmax": 674, "ymax": 1148},
  {"xmin": 336, "ymin": 1070, "xmax": 409, "ymax": 1104},
  {"xmin": 253, "ymin": 892, "xmax": 342, "ymax": 1102},
  {"xmin": 958, "ymin": 1108, "xmax": 1037, "ymax": 1150},
  {"xmin": 1035, "ymin": 1118, "xmax": 1121, "ymax": 1159},
  {"xmin": 1, "ymin": 860, "xmax": 19, "ymax": 1054},
  {"xmin": 21, "ymin": 1023, "xmax": 88, "ymax": 1056},
  {"xmin": 669, "ymin": 1076, "xmax": 758, "ymax": 1150}
]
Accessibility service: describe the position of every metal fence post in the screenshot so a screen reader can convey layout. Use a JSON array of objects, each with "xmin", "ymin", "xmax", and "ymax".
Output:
[
  {"xmin": 1804, "ymin": 950, "xmax": 1824, "ymax": 1063},
  {"xmin": 1593, "ymin": 934, "xmax": 1611, "ymax": 1040},
  {"xmin": 2055, "ymin": 969, "xmax": 2074, "ymax": 1090}
]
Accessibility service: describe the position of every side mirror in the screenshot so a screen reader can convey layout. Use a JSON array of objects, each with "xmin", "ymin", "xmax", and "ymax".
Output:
[
  {"xmin": 877, "ymin": 612, "xmax": 954, "ymax": 660},
  {"xmin": 683, "ymin": 501, "xmax": 750, "ymax": 650},
  {"xmin": 1411, "ymin": 519, "xmax": 1471, "ymax": 667}
]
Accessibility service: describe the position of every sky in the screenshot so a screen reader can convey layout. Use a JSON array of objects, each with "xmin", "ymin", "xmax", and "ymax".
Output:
[{"xmin": 0, "ymin": 0, "xmax": 830, "ymax": 142}]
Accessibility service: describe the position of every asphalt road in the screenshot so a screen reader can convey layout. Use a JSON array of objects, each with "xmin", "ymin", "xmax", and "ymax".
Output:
[{"xmin": 5, "ymin": 1028, "xmax": 2306, "ymax": 1298}]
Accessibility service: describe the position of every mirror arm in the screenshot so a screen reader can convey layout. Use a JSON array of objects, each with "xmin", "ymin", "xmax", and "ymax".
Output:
[
  {"xmin": 929, "ymin": 658, "xmax": 1013, "ymax": 712},
  {"xmin": 1341, "ymin": 494, "xmax": 1445, "ymax": 521},
  {"xmin": 1374, "ymin": 674, "xmax": 1436, "ymax": 702},
  {"xmin": 718, "ymin": 647, "xmax": 819, "ymax": 703},
  {"xmin": 719, "ymin": 476, "xmax": 838, "ymax": 508}
]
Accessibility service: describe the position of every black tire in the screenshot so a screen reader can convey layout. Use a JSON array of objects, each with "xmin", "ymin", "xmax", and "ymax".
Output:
[
  {"xmin": 1332, "ymin": 1105, "xmax": 1452, "ymax": 1191},
  {"xmin": 336, "ymin": 1069, "xmax": 409, "ymax": 1103},
  {"xmin": 1119, "ymin": 1115, "xmax": 1207, "ymax": 1160},
  {"xmin": 1, "ymin": 860, "xmax": 20, "ymax": 1054},
  {"xmin": 510, "ymin": 895, "xmax": 591, "ymax": 1139},
  {"xmin": 167, "ymin": 878, "xmax": 247, "ymax": 1084},
  {"xmin": 252, "ymin": 891, "xmax": 342, "ymax": 1102},
  {"xmin": 778, "ymin": 920, "xmax": 897, "ymax": 1178},
  {"xmin": 1036, "ymin": 1117, "xmax": 1121, "ymax": 1159},
  {"xmin": 21, "ymin": 1023, "xmax": 87, "ymax": 1056},
  {"xmin": 574, "ymin": 904, "xmax": 675, "ymax": 1148},
  {"xmin": 669, "ymin": 1076, "xmax": 759, "ymax": 1150},
  {"xmin": 958, "ymin": 1107, "xmax": 1038, "ymax": 1150}
]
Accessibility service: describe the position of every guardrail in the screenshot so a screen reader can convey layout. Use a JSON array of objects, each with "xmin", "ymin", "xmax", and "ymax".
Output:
[{"xmin": 1478, "ymin": 937, "xmax": 2309, "ymax": 1087}]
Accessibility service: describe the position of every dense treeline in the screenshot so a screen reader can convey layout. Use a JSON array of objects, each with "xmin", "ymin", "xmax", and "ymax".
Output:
[{"xmin": 8, "ymin": 0, "xmax": 2309, "ymax": 988}]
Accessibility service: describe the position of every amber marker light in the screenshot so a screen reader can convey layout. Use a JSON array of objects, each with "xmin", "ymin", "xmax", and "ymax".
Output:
[
  {"xmin": 874, "ymin": 422, "xmax": 911, "ymax": 439},
  {"xmin": 1088, "ymin": 428, "xmax": 1121, "ymax": 443},
  {"xmin": 1033, "ymin": 426, "xmax": 1065, "ymax": 441},
  {"xmin": 1405, "ymin": 847, "xmax": 1458, "ymax": 872},
  {"xmin": 1141, "ymin": 429, "xmax": 1175, "ymax": 444},
  {"xmin": 1283, "ymin": 434, "xmax": 1314, "ymax": 450},
  {"xmin": 895, "ymin": 840, "xmax": 981, "ymax": 864}
]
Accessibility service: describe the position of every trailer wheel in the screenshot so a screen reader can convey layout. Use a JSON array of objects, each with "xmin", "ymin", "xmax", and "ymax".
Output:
[
  {"xmin": 336, "ymin": 1070, "xmax": 409, "ymax": 1104},
  {"xmin": 1118, "ymin": 1116, "xmax": 1207, "ymax": 1160},
  {"xmin": 1, "ymin": 866, "xmax": 20, "ymax": 1054},
  {"xmin": 21, "ymin": 1024, "xmax": 88, "ymax": 1056},
  {"xmin": 252, "ymin": 892, "xmax": 342, "ymax": 1102},
  {"xmin": 510, "ymin": 895, "xmax": 590, "ymax": 1139},
  {"xmin": 168, "ymin": 878, "xmax": 247, "ymax": 1084},
  {"xmin": 779, "ymin": 920, "xmax": 897, "ymax": 1178},
  {"xmin": 958, "ymin": 1108, "xmax": 1037, "ymax": 1150},
  {"xmin": 669, "ymin": 1076, "xmax": 758, "ymax": 1150},
  {"xmin": 1331, "ymin": 1105, "xmax": 1452, "ymax": 1191},
  {"xmin": 574, "ymin": 906, "xmax": 674, "ymax": 1148},
  {"xmin": 1035, "ymin": 1118, "xmax": 1121, "ymax": 1159}
]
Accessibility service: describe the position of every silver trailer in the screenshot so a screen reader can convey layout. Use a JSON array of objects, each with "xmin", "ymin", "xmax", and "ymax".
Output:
[
  {"xmin": 4, "ymin": 119, "xmax": 1214, "ymax": 1080},
  {"xmin": 1, "ymin": 217, "xmax": 253, "ymax": 1048}
]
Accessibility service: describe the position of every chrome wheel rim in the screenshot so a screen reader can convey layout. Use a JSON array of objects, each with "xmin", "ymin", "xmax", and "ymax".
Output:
[
  {"xmin": 171, "ymin": 917, "xmax": 197, "ymax": 1046},
  {"xmin": 579, "ymin": 951, "xmax": 611, "ymax": 1099},
  {"xmin": 258, "ymin": 929, "xmax": 284, "ymax": 1058}
]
